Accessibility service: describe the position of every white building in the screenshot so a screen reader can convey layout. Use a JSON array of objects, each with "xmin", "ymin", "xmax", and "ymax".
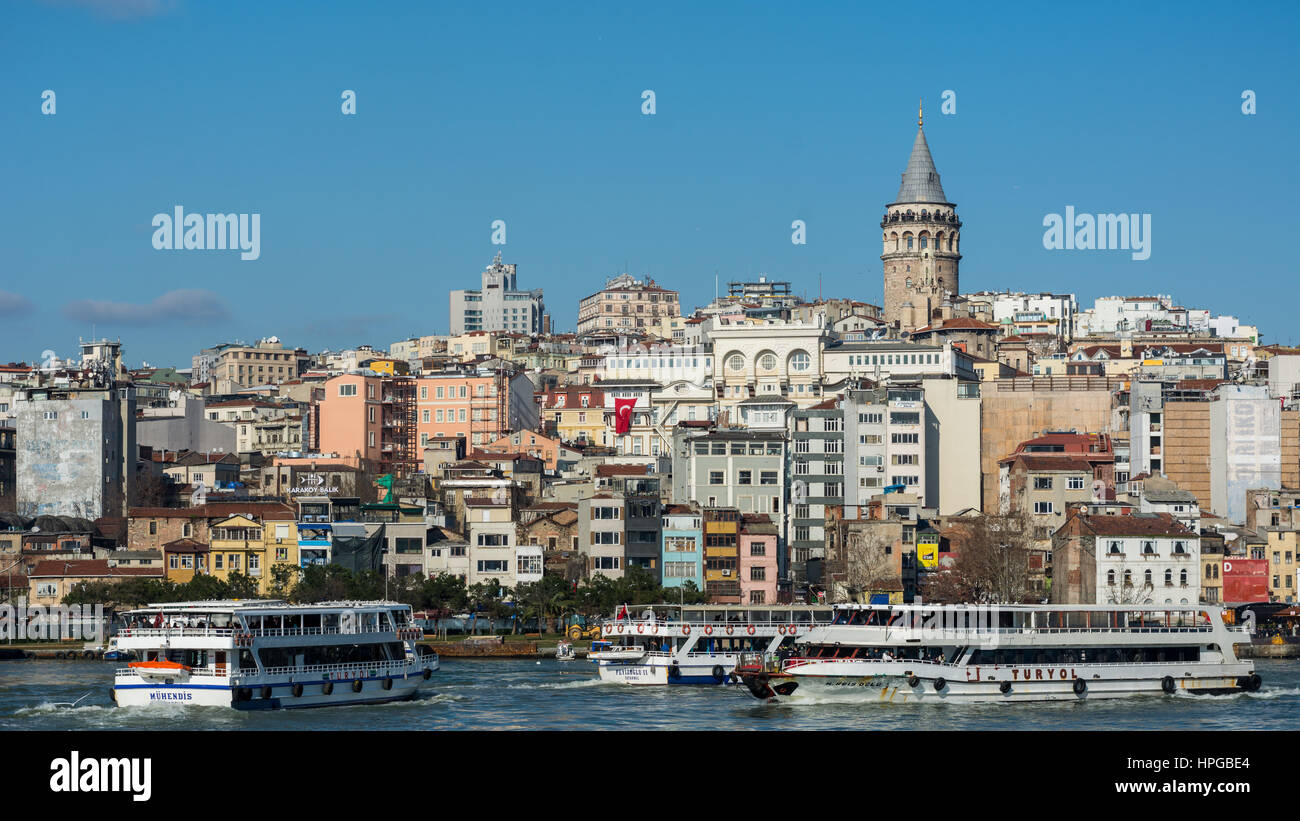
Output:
[
  {"xmin": 708, "ymin": 318, "xmax": 830, "ymax": 414},
  {"xmin": 449, "ymin": 253, "xmax": 546, "ymax": 336}
]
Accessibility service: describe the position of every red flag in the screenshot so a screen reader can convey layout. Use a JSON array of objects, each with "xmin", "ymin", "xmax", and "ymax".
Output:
[
  {"xmin": 613, "ymin": 397, "xmax": 636, "ymax": 434},
  {"xmin": 617, "ymin": 605, "xmax": 629, "ymax": 621}
]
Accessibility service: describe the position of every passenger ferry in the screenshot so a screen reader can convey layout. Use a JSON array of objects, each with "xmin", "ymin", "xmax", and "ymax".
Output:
[
  {"xmin": 735, "ymin": 603, "xmax": 1260, "ymax": 703},
  {"xmin": 590, "ymin": 605, "xmax": 833, "ymax": 685},
  {"xmin": 111, "ymin": 600, "xmax": 439, "ymax": 709}
]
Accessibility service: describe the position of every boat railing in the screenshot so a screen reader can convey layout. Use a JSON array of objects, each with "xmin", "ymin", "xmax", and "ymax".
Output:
[
  {"xmin": 601, "ymin": 620, "xmax": 830, "ymax": 634},
  {"xmin": 783, "ymin": 657, "xmax": 951, "ymax": 671},
  {"xmin": 250, "ymin": 658, "xmax": 426, "ymax": 679},
  {"xmin": 117, "ymin": 625, "xmax": 406, "ymax": 639}
]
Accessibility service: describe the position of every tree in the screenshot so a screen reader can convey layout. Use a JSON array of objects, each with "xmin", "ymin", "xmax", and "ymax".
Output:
[
  {"xmin": 923, "ymin": 514, "xmax": 1034, "ymax": 604},
  {"xmin": 225, "ymin": 571, "xmax": 261, "ymax": 600},
  {"xmin": 268, "ymin": 563, "xmax": 300, "ymax": 599},
  {"xmin": 1101, "ymin": 560, "xmax": 1155, "ymax": 605},
  {"xmin": 838, "ymin": 530, "xmax": 896, "ymax": 603}
]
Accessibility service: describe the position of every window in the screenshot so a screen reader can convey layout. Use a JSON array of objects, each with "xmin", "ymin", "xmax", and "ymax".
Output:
[
  {"xmin": 750, "ymin": 566, "xmax": 767, "ymax": 581},
  {"xmin": 1033, "ymin": 501, "xmax": 1054, "ymax": 515},
  {"xmin": 591, "ymin": 532, "xmax": 621, "ymax": 545},
  {"xmin": 477, "ymin": 560, "xmax": 509, "ymax": 573},
  {"xmin": 594, "ymin": 556, "xmax": 621, "ymax": 570},
  {"xmin": 339, "ymin": 384, "xmax": 357, "ymax": 397},
  {"xmin": 1142, "ymin": 541, "xmax": 1156, "ymax": 555},
  {"xmin": 1067, "ymin": 476, "xmax": 1086, "ymax": 490},
  {"xmin": 760, "ymin": 471, "xmax": 778, "ymax": 485},
  {"xmin": 759, "ymin": 353, "xmax": 777, "ymax": 371},
  {"xmin": 891, "ymin": 433, "xmax": 918, "ymax": 444},
  {"xmin": 1173, "ymin": 541, "xmax": 1188, "ymax": 555},
  {"xmin": 890, "ymin": 412, "xmax": 920, "ymax": 425},
  {"xmin": 727, "ymin": 354, "xmax": 744, "ymax": 371},
  {"xmin": 709, "ymin": 471, "xmax": 725, "ymax": 485},
  {"xmin": 1033, "ymin": 477, "xmax": 1053, "ymax": 490},
  {"xmin": 749, "ymin": 542, "xmax": 766, "ymax": 556},
  {"xmin": 1108, "ymin": 540, "xmax": 1122, "ymax": 555},
  {"xmin": 738, "ymin": 470, "xmax": 752, "ymax": 485},
  {"xmin": 789, "ymin": 352, "xmax": 811, "ymax": 371}
]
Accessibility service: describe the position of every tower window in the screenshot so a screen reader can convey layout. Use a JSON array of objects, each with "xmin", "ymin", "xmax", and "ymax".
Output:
[{"xmin": 907, "ymin": 237, "xmax": 914, "ymax": 250}]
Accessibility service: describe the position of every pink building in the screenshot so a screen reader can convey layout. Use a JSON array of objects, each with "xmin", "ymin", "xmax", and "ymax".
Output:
[
  {"xmin": 739, "ymin": 513, "xmax": 779, "ymax": 605},
  {"xmin": 316, "ymin": 369, "xmax": 540, "ymax": 477}
]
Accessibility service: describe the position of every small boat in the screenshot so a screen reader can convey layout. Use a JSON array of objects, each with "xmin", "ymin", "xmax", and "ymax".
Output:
[
  {"xmin": 128, "ymin": 660, "xmax": 192, "ymax": 680},
  {"xmin": 555, "ymin": 641, "xmax": 576, "ymax": 661}
]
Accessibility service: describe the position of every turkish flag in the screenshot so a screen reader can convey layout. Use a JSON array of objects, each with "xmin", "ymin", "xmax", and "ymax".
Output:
[{"xmin": 613, "ymin": 397, "xmax": 636, "ymax": 434}]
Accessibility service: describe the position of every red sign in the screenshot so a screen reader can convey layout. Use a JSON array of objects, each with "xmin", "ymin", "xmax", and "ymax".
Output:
[
  {"xmin": 1223, "ymin": 559, "xmax": 1268, "ymax": 603},
  {"xmin": 613, "ymin": 398, "xmax": 636, "ymax": 434}
]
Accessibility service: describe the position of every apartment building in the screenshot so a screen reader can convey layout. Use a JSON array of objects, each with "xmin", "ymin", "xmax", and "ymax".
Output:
[
  {"xmin": 1050, "ymin": 512, "xmax": 1201, "ymax": 605},
  {"xmin": 538, "ymin": 386, "xmax": 607, "ymax": 446},
  {"xmin": 579, "ymin": 494, "xmax": 626, "ymax": 579},
  {"xmin": 739, "ymin": 513, "xmax": 779, "ymax": 604},
  {"xmin": 703, "ymin": 507, "xmax": 742, "ymax": 603},
  {"xmin": 661, "ymin": 504, "xmax": 703, "ymax": 592},
  {"xmin": 1265, "ymin": 528, "xmax": 1298, "ymax": 603},
  {"xmin": 206, "ymin": 337, "xmax": 310, "ymax": 393},
  {"xmin": 577, "ymin": 273, "xmax": 680, "ymax": 336},
  {"xmin": 14, "ymin": 380, "xmax": 136, "ymax": 519},
  {"xmin": 597, "ymin": 467, "xmax": 661, "ymax": 581},
  {"xmin": 449, "ymin": 253, "xmax": 546, "ymax": 335},
  {"xmin": 672, "ymin": 429, "xmax": 787, "ymax": 525}
]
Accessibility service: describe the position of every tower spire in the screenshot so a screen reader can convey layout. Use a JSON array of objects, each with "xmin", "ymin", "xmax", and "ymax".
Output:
[{"xmin": 918, "ymin": 98, "xmax": 923, "ymax": 127}]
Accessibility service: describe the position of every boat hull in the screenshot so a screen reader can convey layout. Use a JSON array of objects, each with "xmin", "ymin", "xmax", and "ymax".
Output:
[
  {"xmin": 595, "ymin": 656, "xmax": 741, "ymax": 686},
  {"xmin": 114, "ymin": 659, "xmax": 440, "ymax": 709},
  {"xmin": 739, "ymin": 662, "xmax": 1258, "ymax": 703}
]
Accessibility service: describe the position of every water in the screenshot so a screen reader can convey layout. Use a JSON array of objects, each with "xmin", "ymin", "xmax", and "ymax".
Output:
[{"xmin": 2, "ymin": 658, "xmax": 1297, "ymax": 730}]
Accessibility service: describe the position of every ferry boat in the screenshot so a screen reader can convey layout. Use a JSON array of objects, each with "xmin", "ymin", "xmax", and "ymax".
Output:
[
  {"xmin": 590, "ymin": 605, "xmax": 833, "ymax": 685},
  {"xmin": 111, "ymin": 600, "xmax": 439, "ymax": 709},
  {"xmin": 735, "ymin": 603, "xmax": 1261, "ymax": 703}
]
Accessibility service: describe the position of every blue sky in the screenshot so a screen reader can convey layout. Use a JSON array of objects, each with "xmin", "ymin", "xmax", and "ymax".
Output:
[{"xmin": 2, "ymin": 0, "xmax": 1298, "ymax": 367}]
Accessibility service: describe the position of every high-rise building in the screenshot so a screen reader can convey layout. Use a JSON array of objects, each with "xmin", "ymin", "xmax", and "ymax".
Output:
[
  {"xmin": 881, "ymin": 105, "xmax": 962, "ymax": 330},
  {"xmin": 449, "ymin": 253, "xmax": 546, "ymax": 335}
]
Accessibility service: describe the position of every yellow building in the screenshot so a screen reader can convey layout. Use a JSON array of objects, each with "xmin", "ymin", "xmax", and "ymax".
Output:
[
  {"xmin": 1267, "ymin": 529, "xmax": 1298, "ymax": 604},
  {"xmin": 703, "ymin": 508, "xmax": 741, "ymax": 604},
  {"xmin": 209, "ymin": 513, "xmax": 299, "ymax": 595}
]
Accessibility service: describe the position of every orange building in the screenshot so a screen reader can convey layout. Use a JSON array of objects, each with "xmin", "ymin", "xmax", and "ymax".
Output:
[{"xmin": 317, "ymin": 369, "xmax": 539, "ymax": 476}]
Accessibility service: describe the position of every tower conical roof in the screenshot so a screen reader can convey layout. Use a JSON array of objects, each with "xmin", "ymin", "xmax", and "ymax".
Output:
[{"xmin": 892, "ymin": 126, "xmax": 950, "ymax": 205}]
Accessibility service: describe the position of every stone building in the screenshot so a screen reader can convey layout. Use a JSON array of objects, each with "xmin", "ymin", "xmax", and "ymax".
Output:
[{"xmin": 881, "ymin": 106, "xmax": 962, "ymax": 330}]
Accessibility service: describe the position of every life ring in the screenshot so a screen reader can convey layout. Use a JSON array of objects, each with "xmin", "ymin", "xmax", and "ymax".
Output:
[
  {"xmin": 778, "ymin": 625, "xmax": 787, "ymax": 635},
  {"xmin": 1160, "ymin": 676, "xmax": 1176, "ymax": 694},
  {"xmin": 725, "ymin": 625, "xmax": 734, "ymax": 635},
  {"xmin": 423, "ymin": 668, "xmax": 433, "ymax": 681},
  {"xmin": 746, "ymin": 625, "xmax": 755, "ymax": 635},
  {"xmin": 681, "ymin": 625, "xmax": 691, "ymax": 635},
  {"xmin": 907, "ymin": 675, "xmax": 921, "ymax": 688},
  {"xmin": 1247, "ymin": 673, "xmax": 1262, "ymax": 692},
  {"xmin": 999, "ymin": 681, "xmax": 1011, "ymax": 695},
  {"xmin": 711, "ymin": 665, "xmax": 726, "ymax": 681},
  {"xmin": 934, "ymin": 677, "xmax": 947, "ymax": 692},
  {"xmin": 787, "ymin": 624, "xmax": 796, "ymax": 635},
  {"xmin": 291, "ymin": 683, "xmax": 303, "ymax": 698},
  {"xmin": 637, "ymin": 624, "xmax": 644, "ymax": 634},
  {"xmin": 382, "ymin": 677, "xmax": 394, "ymax": 691},
  {"xmin": 617, "ymin": 624, "xmax": 624, "ymax": 634},
  {"xmin": 236, "ymin": 687, "xmax": 252, "ymax": 701},
  {"xmin": 260, "ymin": 686, "xmax": 273, "ymax": 700},
  {"xmin": 668, "ymin": 664, "xmax": 682, "ymax": 681},
  {"xmin": 704, "ymin": 625, "xmax": 713, "ymax": 635},
  {"xmin": 603, "ymin": 624, "xmax": 612, "ymax": 634},
  {"xmin": 322, "ymin": 681, "xmax": 334, "ymax": 695},
  {"xmin": 352, "ymin": 679, "xmax": 364, "ymax": 693},
  {"xmin": 109, "ymin": 687, "xmax": 117, "ymax": 704},
  {"xmin": 1073, "ymin": 679, "xmax": 1086, "ymax": 696}
]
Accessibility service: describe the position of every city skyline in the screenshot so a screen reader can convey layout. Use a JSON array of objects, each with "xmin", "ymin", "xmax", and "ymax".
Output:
[{"xmin": 3, "ymin": 0, "xmax": 1298, "ymax": 365}]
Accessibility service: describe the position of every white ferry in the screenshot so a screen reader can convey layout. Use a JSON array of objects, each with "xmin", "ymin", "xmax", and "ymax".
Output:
[
  {"xmin": 735, "ymin": 603, "xmax": 1260, "ymax": 703},
  {"xmin": 111, "ymin": 600, "xmax": 439, "ymax": 709},
  {"xmin": 590, "ymin": 605, "xmax": 833, "ymax": 685}
]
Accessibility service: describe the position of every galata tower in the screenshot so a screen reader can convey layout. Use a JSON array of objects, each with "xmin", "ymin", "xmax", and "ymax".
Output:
[{"xmin": 881, "ymin": 103, "xmax": 961, "ymax": 330}]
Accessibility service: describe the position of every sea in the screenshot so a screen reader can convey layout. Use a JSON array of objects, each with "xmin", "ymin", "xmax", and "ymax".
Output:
[{"xmin": 2, "ymin": 657, "xmax": 1298, "ymax": 731}]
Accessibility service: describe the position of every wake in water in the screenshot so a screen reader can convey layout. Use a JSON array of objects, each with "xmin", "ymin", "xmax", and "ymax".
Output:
[{"xmin": 505, "ymin": 676, "xmax": 611, "ymax": 690}]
